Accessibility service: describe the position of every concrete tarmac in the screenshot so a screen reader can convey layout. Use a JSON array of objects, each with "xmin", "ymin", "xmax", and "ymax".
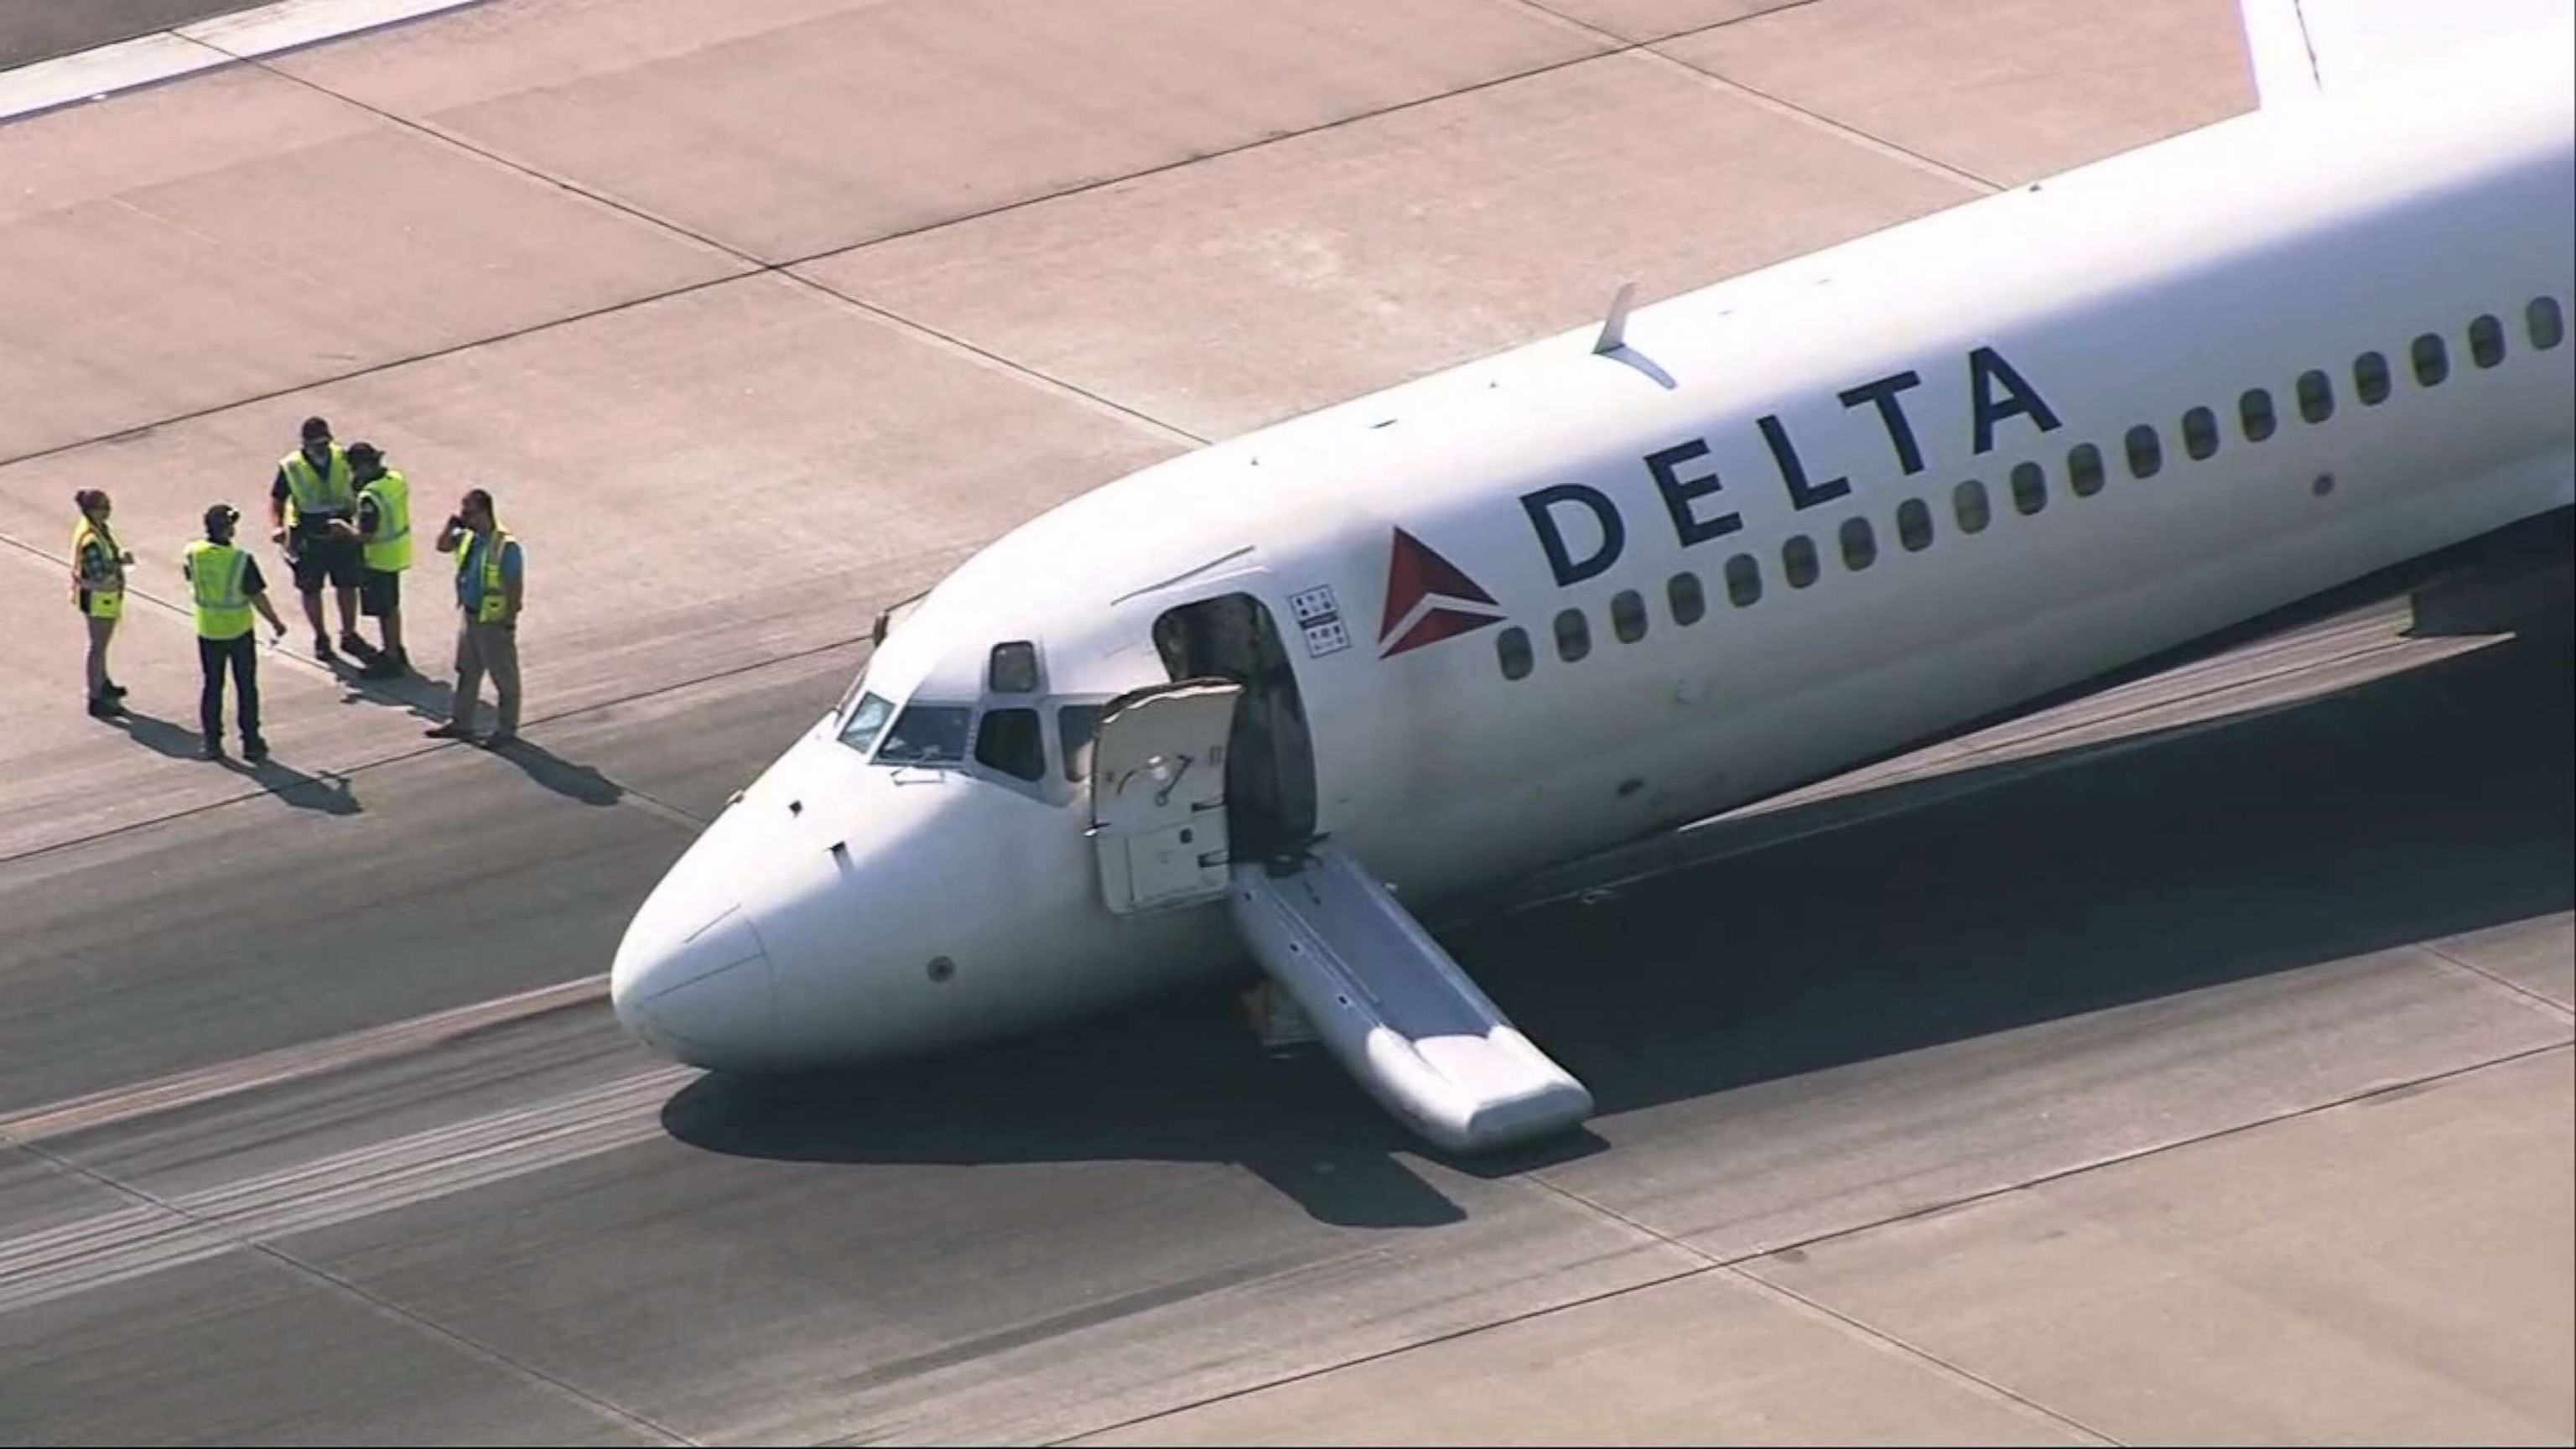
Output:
[{"xmin": 0, "ymin": 0, "xmax": 2567, "ymax": 1443}]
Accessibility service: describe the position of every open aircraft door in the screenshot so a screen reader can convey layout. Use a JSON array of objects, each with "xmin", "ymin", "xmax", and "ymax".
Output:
[{"xmin": 1088, "ymin": 680, "xmax": 1243, "ymax": 916}]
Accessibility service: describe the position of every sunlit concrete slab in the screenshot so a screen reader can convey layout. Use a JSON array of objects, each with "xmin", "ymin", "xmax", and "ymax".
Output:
[
  {"xmin": 266, "ymin": 0, "xmax": 1607, "ymax": 263},
  {"xmin": 0, "ymin": 272, "xmax": 1186, "ymax": 747},
  {"xmin": 279, "ymin": 1135, "xmax": 1695, "ymax": 1444},
  {"xmin": 2430, "ymin": 913, "xmax": 2576, "ymax": 1012},
  {"xmin": 0, "ymin": 541, "xmax": 475, "ymax": 862},
  {"xmin": 0, "ymin": 1249, "xmax": 652, "ymax": 1445},
  {"xmin": 1751, "ymin": 1049, "xmax": 2575, "ymax": 1445},
  {"xmin": 811, "ymin": 49, "xmax": 1976, "ymax": 444},
  {"xmin": 1657, "ymin": 0, "xmax": 2257, "ymax": 186},
  {"xmin": 0, "ymin": 60, "xmax": 742, "ymax": 462},
  {"xmin": 1076, "ymin": 1268, "xmax": 2090, "ymax": 1446}
]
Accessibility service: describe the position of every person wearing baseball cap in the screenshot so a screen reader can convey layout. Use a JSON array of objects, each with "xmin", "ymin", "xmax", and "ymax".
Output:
[{"xmin": 182, "ymin": 502, "xmax": 288, "ymax": 761}]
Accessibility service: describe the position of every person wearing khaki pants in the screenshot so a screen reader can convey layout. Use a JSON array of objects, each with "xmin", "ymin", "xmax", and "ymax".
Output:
[{"xmin": 424, "ymin": 487, "xmax": 525, "ymax": 749}]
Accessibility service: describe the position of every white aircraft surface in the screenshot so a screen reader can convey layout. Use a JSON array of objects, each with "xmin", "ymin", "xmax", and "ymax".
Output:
[{"xmin": 612, "ymin": 0, "xmax": 2576, "ymax": 1153}]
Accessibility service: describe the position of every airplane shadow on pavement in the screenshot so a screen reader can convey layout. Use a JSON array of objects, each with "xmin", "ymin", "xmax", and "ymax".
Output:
[{"xmin": 662, "ymin": 628, "xmax": 2574, "ymax": 1228}]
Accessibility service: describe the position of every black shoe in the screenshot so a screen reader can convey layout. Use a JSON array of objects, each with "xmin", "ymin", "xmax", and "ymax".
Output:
[
  {"xmin": 242, "ymin": 736, "xmax": 269, "ymax": 762},
  {"xmin": 480, "ymin": 732, "xmax": 519, "ymax": 750},
  {"xmin": 200, "ymin": 738, "xmax": 225, "ymax": 761},
  {"xmin": 340, "ymin": 631, "xmax": 377, "ymax": 657},
  {"xmin": 87, "ymin": 696, "xmax": 124, "ymax": 719},
  {"xmin": 102, "ymin": 681, "xmax": 128, "ymax": 699},
  {"xmin": 314, "ymin": 635, "xmax": 337, "ymax": 662},
  {"xmin": 424, "ymin": 722, "xmax": 473, "ymax": 740}
]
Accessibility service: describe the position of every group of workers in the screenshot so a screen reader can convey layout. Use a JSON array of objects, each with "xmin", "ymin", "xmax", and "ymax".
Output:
[{"xmin": 71, "ymin": 416, "xmax": 528, "ymax": 761}]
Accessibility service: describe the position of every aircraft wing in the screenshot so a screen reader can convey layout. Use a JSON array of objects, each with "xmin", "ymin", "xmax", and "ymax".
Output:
[{"xmin": 2236, "ymin": 0, "xmax": 2572, "ymax": 106}]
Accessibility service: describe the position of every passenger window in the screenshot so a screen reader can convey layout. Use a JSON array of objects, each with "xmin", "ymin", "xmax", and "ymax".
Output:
[
  {"xmin": 2354, "ymin": 351, "xmax": 2391, "ymax": 406},
  {"xmin": 1953, "ymin": 479, "xmax": 1991, "ymax": 534},
  {"xmin": 1783, "ymin": 535, "xmax": 1819, "ymax": 588},
  {"xmin": 2125, "ymin": 424, "xmax": 2163, "ymax": 479},
  {"xmin": 2470, "ymin": 314, "xmax": 2505, "ymax": 368},
  {"xmin": 2182, "ymin": 407, "xmax": 2219, "ymax": 460},
  {"xmin": 987, "ymin": 641, "xmax": 1040, "ymax": 693},
  {"xmin": 1554, "ymin": 608, "xmax": 1590, "ymax": 662},
  {"xmin": 837, "ymin": 691, "xmax": 895, "ymax": 756},
  {"xmin": 1667, "ymin": 572, "xmax": 1706, "ymax": 626},
  {"xmin": 877, "ymin": 704, "xmax": 972, "ymax": 766},
  {"xmin": 1725, "ymin": 553, "xmax": 1763, "ymax": 607},
  {"xmin": 1898, "ymin": 498, "xmax": 1934, "ymax": 552},
  {"xmin": 1611, "ymin": 589, "xmax": 1648, "ymax": 643},
  {"xmin": 2527, "ymin": 296, "xmax": 2564, "ymax": 350},
  {"xmin": 2010, "ymin": 460, "xmax": 2046, "ymax": 515},
  {"xmin": 974, "ymin": 707, "xmax": 1046, "ymax": 783},
  {"xmin": 1497, "ymin": 626, "xmax": 1534, "ymax": 679},
  {"xmin": 2068, "ymin": 444, "xmax": 2106, "ymax": 497},
  {"xmin": 2412, "ymin": 333, "xmax": 2449, "ymax": 386},
  {"xmin": 2239, "ymin": 390, "xmax": 2276, "ymax": 442},
  {"xmin": 1057, "ymin": 704, "xmax": 1103, "ymax": 782},
  {"xmin": 2298, "ymin": 369, "xmax": 2334, "ymax": 423},
  {"xmin": 1840, "ymin": 517, "xmax": 1877, "ymax": 570}
]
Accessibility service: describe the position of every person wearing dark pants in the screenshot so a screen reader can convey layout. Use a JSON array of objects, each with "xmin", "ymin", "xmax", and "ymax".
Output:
[
  {"xmin": 424, "ymin": 488, "xmax": 525, "ymax": 749},
  {"xmin": 184, "ymin": 504, "xmax": 288, "ymax": 761},
  {"xmin": 269, "ymin": 414, "xmax": 367, "ymax": 664}
]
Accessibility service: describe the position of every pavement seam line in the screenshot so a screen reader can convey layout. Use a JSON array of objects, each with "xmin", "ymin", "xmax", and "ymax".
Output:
[
  {"xmin": 247, "ymin": 1238, "xmax": 704, "ymax": 1446},
  {"xmin": 1520, "ymin": 1171, "xmax": 2122, "ymax": 1445},
  {"xmin": 1722, "ymin": 1262, "xmax": 2125, "ymax": 1446},
  {"xmin": 0, "ymin": 0, "xmax": 1918, "ymax": 476},
  {"xmin": 0, "ymin": 612, "xmax": 895, "ymax": 869},
  {"xmin": 1505, "ymin": 0, "xmax": 2004, "ymax": 194},
  {"xmin": 2416, "ymin": 942, "xmax": 2576, "ymax": 1023},
  {"xmin": 6, "ymin": 1130, "xmax": 697, "ymax": 1445},
  {"xmin": 1702, "ymin": 1039, "xmax": 2576, "ymax": 1268},
  {"xmin": 1052, "ymin": 1041, "xmax": 2569, "ymax": 1445},
  {"xmin": 210, "ymin": 44, "xmax": 1187, "ymax": 448},
  {"xmin": 1029, "ymin": 1261, "xmax": 1723, "ymax": 1448}
]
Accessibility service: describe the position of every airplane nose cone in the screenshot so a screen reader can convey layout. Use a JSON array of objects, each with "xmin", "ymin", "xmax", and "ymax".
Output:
[{"xmin": 610, "ymin": 901, "xmax": 777, "ymax": 1065}]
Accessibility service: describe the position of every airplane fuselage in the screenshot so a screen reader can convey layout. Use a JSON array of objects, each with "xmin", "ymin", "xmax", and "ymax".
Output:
[{"xmin": 610, "ymin": 25, "xmax": 2573, "ymax": 1079}]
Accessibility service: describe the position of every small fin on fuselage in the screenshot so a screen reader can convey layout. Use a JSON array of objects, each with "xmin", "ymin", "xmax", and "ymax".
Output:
[{"xmin": 2236, "ymin": 0, "xmax": 2570, "ymax": 106}]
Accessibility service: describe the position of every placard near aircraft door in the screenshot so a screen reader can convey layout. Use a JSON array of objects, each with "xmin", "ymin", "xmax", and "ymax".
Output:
[{"xmin": 1089, "ymin": 680, "xmax": 1242, "ymax": 915}]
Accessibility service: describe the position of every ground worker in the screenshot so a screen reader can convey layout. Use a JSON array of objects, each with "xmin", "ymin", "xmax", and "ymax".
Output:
[
  {"xmin": 333, "ymin": 441, "xmax": 413, "ymax": 678},
  {"xmin": 425, "ymin": 487, "xmax": 524, "ymax": 748},
  {"xmin": 268, "ymin": 414, "xmax": 368, "ymax": 664},
  {"xmin": 70, "ymin": 488, "xmax": 132, "ymax": 719},
  {"xmin": 184, "ymin": 504, "xmax": 288, "ymax": 761}
]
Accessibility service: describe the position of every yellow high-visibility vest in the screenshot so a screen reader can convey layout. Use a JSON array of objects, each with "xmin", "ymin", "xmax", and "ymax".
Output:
[
  {"xmin": 359, "ymin": 469, "xmax": 413, "ymax": 573},
  {"xmin": 278, "ymin": 446, "xmax": 356, "ymax": 523},
  {"xmin": 184, "ymin": 540, "xmax": 254, "ymax": 640},
  {"xmin": 72, "ymin": 515, "xmax": 124, "ymax": 621},
  {"xmin": 456, "ymin": 526, "xmax": 517, "ymax": 624}
]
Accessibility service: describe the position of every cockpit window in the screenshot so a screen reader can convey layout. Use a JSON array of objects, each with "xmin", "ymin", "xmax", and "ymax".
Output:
[
  {"xmin": 974, "ymin": 708, "xmax": 1046, "ymax": 782},
  {"xmin": 836, "ymin": 691, "xmax": 895, "ymax": 756},
  {"xmin": 875, "ymin": 704, "xmax": 972, "ymax": 766},
  {"xmin": 988, "ymin": 641, "xmax": 1041, "ymax": 694}
]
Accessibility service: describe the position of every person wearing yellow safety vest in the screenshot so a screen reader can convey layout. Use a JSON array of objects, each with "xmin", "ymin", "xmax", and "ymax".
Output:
[
  {"xmin": 329, "ymin": 441, "xmax": 413, "ymax": 679},
  {"xmin": 71, "ymin": 488, "xmax": 134, "ymax": 720},
  {"xmin": 183, "ymin": 503, "xmax": 289, "ymax": 763},
  {"xmin": 268, "ymin": 414, "xmax": 369, "ymax": 666},
  {"xmin": 425, "ymin": 487, "xmax": 526, "ymax": 749}
]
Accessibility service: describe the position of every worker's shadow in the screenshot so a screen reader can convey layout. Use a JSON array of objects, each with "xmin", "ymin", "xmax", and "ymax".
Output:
[
  {"xmin": 479, "ymin": 735, "xmax": 622, "ymax": 808},
  {"xmin": 106, "ymin": 709, "xmax": 361, "ymax": 815},
  {"xmin": 328, "ymin": 658, "xmax": 455, "ymax": 724}
]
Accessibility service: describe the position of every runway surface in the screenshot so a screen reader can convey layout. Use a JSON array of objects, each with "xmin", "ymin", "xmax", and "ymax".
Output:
[{"xmin": 2, "ymin": 0, "xmax": 2569, "ymax": 1442}]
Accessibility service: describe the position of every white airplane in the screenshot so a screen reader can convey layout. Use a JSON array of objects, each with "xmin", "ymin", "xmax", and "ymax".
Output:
[{"xmin": 611, "ymin": 0, "xmax": 2575, "ymax": 1153}]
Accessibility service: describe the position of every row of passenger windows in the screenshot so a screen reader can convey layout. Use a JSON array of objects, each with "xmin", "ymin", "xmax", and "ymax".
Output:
[{"xmin": 1496, "ymin": 296, "xmax": 2567, "ymax": 680}]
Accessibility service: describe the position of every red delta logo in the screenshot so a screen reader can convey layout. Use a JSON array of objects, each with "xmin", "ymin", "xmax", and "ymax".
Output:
[{"xmin": 1379, "ymin": 527, "xmax": 1506, "ymax": 658}]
